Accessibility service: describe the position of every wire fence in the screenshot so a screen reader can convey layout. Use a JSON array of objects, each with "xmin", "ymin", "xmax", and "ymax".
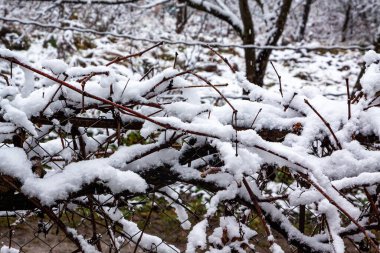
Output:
[{"xmin": 0, "ymin": 16, "xmax": 373, "ymax": 51}]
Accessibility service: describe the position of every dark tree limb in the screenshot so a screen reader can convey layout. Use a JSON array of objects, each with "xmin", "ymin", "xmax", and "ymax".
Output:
[
  {"xmin": 185, "ymin": 0, "xmax": 243, "ymax": 35},
  {"xmin": 239, "ymin": 0, "xmax": 257, "ymax": 89},
  {"xmin": 298, "ymin": 0, "xmax": 312, "ymax": 41},
  {"xmin": 256, "ymin": 0, "xmax": 293, "ymax": 85}
]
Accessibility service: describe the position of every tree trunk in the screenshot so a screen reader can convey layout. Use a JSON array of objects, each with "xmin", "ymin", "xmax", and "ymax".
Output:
[
  {"xmin": 239, "ymin": 0, "xmax": 258, "ymax": 92},
  {"xmin": 298, "ymin": 0, "xmax": 312, "ymax": 41},
  {"xmin": 341, "ymin": 4, "xmax": 351, "ymax": 42},
  {"xmin": 374, "ymin": 28, "xmax": 380, "ymax": 52},
  {"xmin": 176, "ymin": 0, "xmax": 188, "ymax": 33},
  {"xmin": 256, "ymin": 0, "xmax": 292, "ymax": 86}
]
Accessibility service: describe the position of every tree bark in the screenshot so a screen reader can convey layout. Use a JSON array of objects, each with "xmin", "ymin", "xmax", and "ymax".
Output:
[
  {"xmin": 176, "ymin": 0, "xmax": 188, "ymax": 33},
  {"xmin": 374, "ymin": 28, "xmax": 380, "ymax": 52},
  {"xmin": 298, "ymin": 0, "xmax": 312, "ymax": 41},
  {"xmin": 341, "ymin": 3, "xmax": 351, "ymax": 42},
  {"xmin": 239, "ymin": 0, "xmax": 257, "ymax": 92},
  {"xmin": 256, "ymin": 0, "xmax": 292, "ymax": 85}
]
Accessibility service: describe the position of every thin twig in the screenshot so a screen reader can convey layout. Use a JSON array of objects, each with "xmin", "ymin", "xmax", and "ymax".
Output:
[
  {"xmin": 368, "ymin": 93, "xmax": 380, "ymax": 106},
  {"xmin": 40, "ymin": 84, "xmax": 63, "ymax": 115},
  {"xmin": 173, "ymin": 52, "xmax": 178, "ymax": 69},
  {"xmin": 242, "ymin": 178, "xmax": 273, "ymax": 244},
  {"xmin": 190, "ymin": 72, "xmax": 236, "ymax": 112},
  {"xmin": 345, "ymin": 78, "xmax": 351, "ymax": 120},
  {"xmin": 324, "ymin": 216, "xmax": 337, "ymax": 253},
  {"xmin": 76, "ymin": 71, "xmax": 109, "ymax": 83},
  {"xmin": 284, "ymin": 92, "xmax": 297, "ymax": 112},
  {"xmin": 179, "ymin": 83, "xmax": 228, "ymax": 88},
  {"xmin": 250, "ymin": 108, "xmax": 262, "ymax": 128},
  {"xmin": 148, "ymin": 70, "xmax": 192, "ymax": 95},
  {"xmin": 88, "ymin": 196, "xmax": 102, "ymax": 251},
  {"xmin": 304, "ymin": 99, "xmax": 342, "ymax": 150},
  {"xmin": 0, "ymin": 73, "xmax": 10, "ymax": 86},
  {"xmin": 139, "ymin": 67, "xmax": 154, "ymax": 81},
  {"xmin": 351, "ymin": 91, "xmax": 364, "ymax": 104},
  {"xmin": 364, "ymin": 103, "xmax": 380, "ymax": 111},
  {"xmin": 297, "ymin": 172, "xmax": 380, "ymax": 252},
  {"xmin": 363, "ymin": 187, "xmax": 380, "ymax": 223},
  {"xmin": 106, "ymin": 41, "xmax": 163, "ymax": 66},
  {"xmin": 258, "ymin": 194, "xmax": 289, "ymax": 202},
  {"xmin": 206, "ymin": 44, "xmax": 235, "ymax": 73},
  {"xmin": 133, "ymin": 194, "xmax": 155, "ymax": 253},
  {"xmin": 6, "ymin": 211, "xmax": 12, "ymax": 248},
  {"xmin": 270, "ymin": 61, "xmax": 283, "ymax": 97},
  {"xmin": 234, "ymin": 111, "xmax": 238, "ymax": 156},
  {"xmin": 120, "ymin": 78, "xmax": 130, "ymax": 98}
]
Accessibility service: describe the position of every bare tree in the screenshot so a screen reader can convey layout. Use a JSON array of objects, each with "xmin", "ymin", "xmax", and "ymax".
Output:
[
  {"xmin": 184, "ymin": 0, "xmax": 293, "ymax": 89},
  {"xmin": 298, "ymin": 0, "xmax": 312, "ymax": 41},
  {"xmin": 341, "ymin": 2, "xmax": 351, "ymax": 42},
  {"xmin": 176, "ymin": 0, "xmax": 188, "ymax": 33}
]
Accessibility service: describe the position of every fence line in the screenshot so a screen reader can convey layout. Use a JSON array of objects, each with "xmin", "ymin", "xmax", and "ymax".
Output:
[
  {"xmin": 18, "ymin": 0, "xmax": 171, "ymax": 8},
  {"xmin": 15, "ymin": 0, "xmax": 138, "ymax": 4},
  {"xmin": 0, "ymin": 16, "xmax": 373, "ymax": 51}
]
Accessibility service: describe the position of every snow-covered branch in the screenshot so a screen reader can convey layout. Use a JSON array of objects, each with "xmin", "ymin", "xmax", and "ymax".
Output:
[{"xmin": 1, "ymin": 46, "xmax": 380, "ymax": 253}]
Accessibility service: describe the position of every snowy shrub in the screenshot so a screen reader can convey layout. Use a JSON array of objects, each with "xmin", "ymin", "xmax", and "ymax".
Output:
[{"xmin": 0, "ymin": 46, "xmax": 380, "ymax": 253}]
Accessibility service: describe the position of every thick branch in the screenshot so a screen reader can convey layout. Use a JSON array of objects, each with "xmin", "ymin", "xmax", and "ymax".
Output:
[
  {"xmin": 185, "ymin": 0, "xmax": 243, "ymax": 35},
  {"xmin": 256, "ymin": 0, "xmax": 292, "ymax": 83}
]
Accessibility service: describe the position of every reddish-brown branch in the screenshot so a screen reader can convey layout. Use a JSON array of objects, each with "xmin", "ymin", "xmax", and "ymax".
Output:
[
  {"xmin": 106, "ymin": 41, "xmax": 163, "ymax": 66},
  {"xmin": 297, "ymin": 173, "xmax": 380, "ymax": 252},
  {"xmin": 258, "ymin": 194, "xmax": 289, "ymax": 202},
  {"xmin": 147, "ymin": 70, "xmax": 192, "ymax": 95},
  {"xmin": 190, "ymin": 72, "xmax": 236, "ymax": 113},
  {"xmin": 253, "ymin": 145, "xmax": 309, "ymax": 171},
  {"xmin": 179, "ymin": 83, "xmax": 228, "ymax": 88},
  {"xmin": 364, "ymin": 103, "xmax": 380, "ymax": 111},
  {"xmin": 0, "ymin": 73, "xmax": 10, "ymax": 86},
  {"xmin": 206, "ymin": 45, "xmax": 236, "ymax": 73},
  {"xmin": 351, "ymin": 91, "xmax": 364, "ymax": 104},
  {"xmin": 250, "ymin": 108, "xmax": 262, "ymax": 128},
  {"xmin": 140, "ymin": 67, "xmax": 154, "ymax": 81},
  {"xmin": 131, "ymin": 133, "xmax": 183, "ymax": 165},
  {"xmin": 40, "ymin": 84, "xmax": 63, "ymax": 115},
  {"xmin": 284, "ymin": 92, "xmax": 297, "ymax": 112},
  {"xmin": 368, "ymin": 92, "xmax": 380, "ymax": 106},
  {"xmin": 270, "ymin": 61, "xmax": 283, "ymax": 97},
  {"xmin": 76, "ymin": 71, "xmax": 109, "ymax": 83},
  {"xmin": 242, "ymin": 177, "xmax": 273, "ymax": 241},
  {"xmin": 363, "ymin": 187, "xmax": 380, "ymax": 223},
  {"xmin": 0, "ymin": 55, "xmax": 219, "ymax": 138},
  {"xmin": 3, "ymin": 55, "xmax": 380, "ymax": 250},
  {"xmin": 304, "ymin": 99, "xmax": 342, "ymax": 150}
]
